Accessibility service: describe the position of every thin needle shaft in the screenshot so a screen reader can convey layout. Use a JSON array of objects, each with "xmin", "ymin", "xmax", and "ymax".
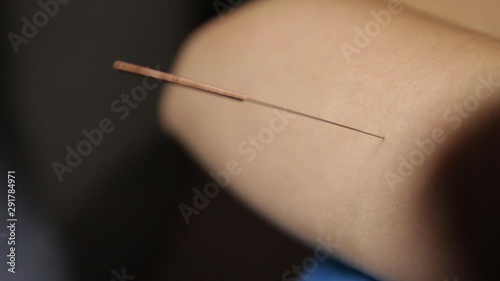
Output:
[
  {"xmin": 113, "ymin": 60, "xmax": 384, "ymax": 140},
  {"xmin": 246, "ymin": 98, "xmax": 384, "ymax": 140}
]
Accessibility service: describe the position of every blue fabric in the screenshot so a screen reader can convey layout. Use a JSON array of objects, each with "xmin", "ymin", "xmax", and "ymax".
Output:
[{"xmin": 300, "ymin": 257, "xmax": 378, "ymax": 281}]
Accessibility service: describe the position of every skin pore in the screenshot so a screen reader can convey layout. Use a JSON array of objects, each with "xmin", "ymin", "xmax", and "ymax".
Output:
[{"xmin": 159, "ymin": 0, "xmax": 500, "ymax": 280}]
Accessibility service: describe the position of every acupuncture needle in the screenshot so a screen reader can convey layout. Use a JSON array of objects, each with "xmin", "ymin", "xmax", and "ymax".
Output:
[{"xmin": 113, "ymin": 60, "xmax": 384, "ymax": 140}]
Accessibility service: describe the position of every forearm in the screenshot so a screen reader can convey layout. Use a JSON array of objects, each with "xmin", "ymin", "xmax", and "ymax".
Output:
[{"xmin": 159, "ymin": 0, "xmax": 500, "ymax": 280}]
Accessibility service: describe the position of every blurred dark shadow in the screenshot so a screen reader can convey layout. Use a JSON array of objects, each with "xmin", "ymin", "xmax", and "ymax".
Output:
[{"xmin": 428, "ymin": 101, "xmax": 500, "ymax": 279}]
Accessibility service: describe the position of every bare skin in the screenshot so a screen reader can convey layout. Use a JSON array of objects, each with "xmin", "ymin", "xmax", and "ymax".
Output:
[
  {"xmin": 402, "ymin": 0, "xmax": 500, "ymax": 39},
  {"xmin": 159, "ymin": 0, "xmax": 500, "ymax": 280}
]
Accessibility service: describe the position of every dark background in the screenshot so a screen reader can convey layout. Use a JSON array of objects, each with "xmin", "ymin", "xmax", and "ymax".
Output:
[{"xmin": 2, "ymin": 1, "xmax": 310, "ymax": 280}]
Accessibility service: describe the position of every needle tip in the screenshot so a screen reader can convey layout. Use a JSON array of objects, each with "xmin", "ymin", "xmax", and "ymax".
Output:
[{"xmin": 371, "ymin": 134, "xmax": 385, "ymax": 140}]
